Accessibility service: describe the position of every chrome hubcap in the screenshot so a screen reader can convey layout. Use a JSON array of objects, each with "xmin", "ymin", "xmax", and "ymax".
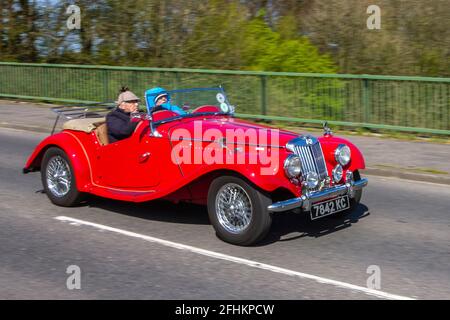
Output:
[
  {"xmin": 215, "ymin": 183, "xmax": 252, "ymax": 234},
  {"xmin": 46, "ymin": 156, "xmax": 71, "ymax": 197}
]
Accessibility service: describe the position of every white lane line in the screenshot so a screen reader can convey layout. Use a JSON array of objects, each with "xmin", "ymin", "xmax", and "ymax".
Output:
[{"xmin": 55, "ymin": 215, "xmax": 414, "ymax": 300}]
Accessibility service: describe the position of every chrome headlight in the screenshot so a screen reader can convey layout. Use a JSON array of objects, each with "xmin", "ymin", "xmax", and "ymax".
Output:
[
  {"xmin": 332, "ymin": 164, "xmax": 344, "ymax": 183},
  {"xmin": 335, "ymin": 144, "xmax": 351, "ymax": 166},
  {"xmin": 284, "ymin": 154, "xmax": 302, "ymax": 178},
  {"xmin": 306, "ymin": 172, "xmax": 319, "ymax": 189}
]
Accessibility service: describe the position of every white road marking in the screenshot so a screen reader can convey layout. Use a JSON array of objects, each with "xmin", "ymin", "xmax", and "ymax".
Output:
[{"xmin": 55, "ymin": 215, "xmax": 415, "ymax": 300}]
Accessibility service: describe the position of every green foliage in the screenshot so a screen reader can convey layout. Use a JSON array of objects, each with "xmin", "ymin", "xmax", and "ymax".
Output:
[
  {"xmin": 182, "ymin": 0, "xmax": 248, "ymax": 69},
  {"xmin": 0, "ymin": 0, "xmax": 449, "ymax": 133},
  {"xmin": 2, "ymin": 0, "xmax": 448, "ymax": 77},
  {"xmin": 240, "ymin": 16, "xmax": 342, "ymax": 119},
  {"xmin": 242, "ymin": 16, "xmax": 336, "ymax": 73}
]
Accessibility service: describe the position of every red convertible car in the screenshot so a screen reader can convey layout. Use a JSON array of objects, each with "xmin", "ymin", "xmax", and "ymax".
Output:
[{"xmin": 24, "ymin": 87, "xmax": 368, "ymax": 245}]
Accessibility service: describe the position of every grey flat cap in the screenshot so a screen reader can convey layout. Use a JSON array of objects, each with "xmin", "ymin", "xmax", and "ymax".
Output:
[{"xmin": 116, "ymin": 90, "xmax": 140, "ymax": 105}]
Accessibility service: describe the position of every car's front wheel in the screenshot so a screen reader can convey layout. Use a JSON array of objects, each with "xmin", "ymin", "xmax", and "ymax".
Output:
[
  {"xmin": 207, "ymin": 176, "xmax": 272, "ymax": 246},
  {"xmin": 41, "ymin": 147, "xmax": 84, "ymax": 207}
]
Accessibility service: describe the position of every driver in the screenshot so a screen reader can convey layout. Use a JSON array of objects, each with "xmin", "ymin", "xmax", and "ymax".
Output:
[
  {"xmin": 146, "ymin": 87, "xmax": 186, "ymax": 115},
  {"xmin": 106, "ymin": 87, "xmax": 141, "ymax": 143}
]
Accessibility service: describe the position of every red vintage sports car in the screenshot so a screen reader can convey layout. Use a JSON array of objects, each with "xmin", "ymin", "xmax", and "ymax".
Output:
[{"xmin": 24, "ymin": 87, "xmax": 368, "ymax": 245}]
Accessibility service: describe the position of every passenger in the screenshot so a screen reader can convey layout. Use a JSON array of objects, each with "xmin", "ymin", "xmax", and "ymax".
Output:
[
  {"xmin": 145, "ymin": 87, "xmax": 186, "ymax": 115},
  {"xmin": 106, "ymin": 87, "xmax": 141, "ymax": 143}
]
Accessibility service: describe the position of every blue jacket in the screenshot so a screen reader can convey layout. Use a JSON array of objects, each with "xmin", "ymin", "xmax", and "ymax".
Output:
[{"xmin": 145, "ymin": 87, "xmax": 186, "ymax": 115}]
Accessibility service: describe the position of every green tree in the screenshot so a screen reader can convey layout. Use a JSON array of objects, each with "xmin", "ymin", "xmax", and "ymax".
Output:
[
  {"xmin": 1, "ymin": 0, "xmax": 38, "ymax": 61},
  {"xmin": 242, "ymin": 15, "xmax": 336, "ymax": 73},
  {"xmin": 182, "ymin": 0, "xmax": 247, "ymax": 69}
]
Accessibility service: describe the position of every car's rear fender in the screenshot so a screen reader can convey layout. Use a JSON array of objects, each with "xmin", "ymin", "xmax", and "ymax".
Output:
[{"xmin": 23, "ymin": 132, "xmax": 92, "ymax": 192}]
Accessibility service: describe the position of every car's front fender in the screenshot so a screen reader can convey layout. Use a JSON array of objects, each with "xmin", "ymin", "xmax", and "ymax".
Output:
[
  {"xmin": 319, "ymin": 135, "xmax": 366, "ymax": 171},
  {"xmin": 176, "ymin": 145, "xmax": 301, "ymax": 198}
]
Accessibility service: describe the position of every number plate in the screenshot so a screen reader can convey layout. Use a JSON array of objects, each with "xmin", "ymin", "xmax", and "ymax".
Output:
[{"xmin": 310, "ymin": 195, "xmax": 350, "ymax": 220}]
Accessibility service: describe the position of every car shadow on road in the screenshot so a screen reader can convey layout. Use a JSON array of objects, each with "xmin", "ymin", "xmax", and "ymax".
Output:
[
  {"xmin": 76, "ymin": 195, "xmax": 369, "ymax": 245},
  {"xmin": 86, "ymin": 196, "xmax": 211, "ymax": 225},
  {"xmin": 258, "ymin": 203, "xmax": 371, "ymax": 246}
]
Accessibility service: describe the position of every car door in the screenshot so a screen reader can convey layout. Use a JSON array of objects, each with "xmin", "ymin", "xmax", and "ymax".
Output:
[{"xmin": 94, "ymin": 124, "xmax": 161, "ymax": 189}]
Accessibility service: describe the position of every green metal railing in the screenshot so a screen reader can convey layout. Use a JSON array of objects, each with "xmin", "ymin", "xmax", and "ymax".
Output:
[{"xmin": 0, "ymin": 62, "xmax": 449, "ymax": 135}]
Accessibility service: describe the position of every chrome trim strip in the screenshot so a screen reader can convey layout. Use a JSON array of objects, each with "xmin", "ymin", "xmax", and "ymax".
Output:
[
  {"xmin": 305, "ymin": 147, "xmax": 315, "ymax": 173},
  {"xmin": 313, "ymin": 142, "xmax": 328, "ymax": 179},
  {"xmin": 298, "ymin": 146, "xmax": 314, "ymax": 174},
  {"xmin": 267, "ymin": 178, "xmax": 368, "ymax": 212},
  {"xmin": 171, "ymin": 137, "xmax": 285, "ymax": 148}
]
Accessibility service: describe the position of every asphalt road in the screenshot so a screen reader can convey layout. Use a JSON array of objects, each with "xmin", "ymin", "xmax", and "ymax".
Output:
[{"xmin": 0, "ymin": 128, "xmax": 449, "ymax": 300}]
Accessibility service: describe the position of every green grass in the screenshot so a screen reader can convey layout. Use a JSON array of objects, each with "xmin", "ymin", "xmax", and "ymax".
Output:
[
  {"xmin": 271, "ymin": 121, "xmax": 450, "ymax": 144},
  {"xmin": 373, "ymin": 164, "xmax": 448, "ymax": 175}
]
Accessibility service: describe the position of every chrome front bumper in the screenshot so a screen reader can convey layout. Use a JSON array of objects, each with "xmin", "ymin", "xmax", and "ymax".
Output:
[{"xmin": 267, "ymin": 178, "xmax": 368, "ymax": 212}]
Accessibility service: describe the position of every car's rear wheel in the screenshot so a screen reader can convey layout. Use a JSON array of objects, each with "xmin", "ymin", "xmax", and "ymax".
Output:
[
  {"xmin": 41, "ymin": 147, "xmax": 84, "ymax": 207},
  {"xmin": 207, "ymin": 176, "xmax": 272, "ymax": 246}
]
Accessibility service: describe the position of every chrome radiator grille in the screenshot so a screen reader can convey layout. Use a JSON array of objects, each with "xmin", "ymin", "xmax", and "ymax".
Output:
[{"xmin": 292, "ymin": 142, "xmax": 328, "ymax": 180}]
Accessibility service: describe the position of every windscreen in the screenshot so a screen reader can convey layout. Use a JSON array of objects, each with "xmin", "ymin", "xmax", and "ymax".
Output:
[{"xmin": 146, "ymin": 87, "xmax": 234, "ymax": 116}]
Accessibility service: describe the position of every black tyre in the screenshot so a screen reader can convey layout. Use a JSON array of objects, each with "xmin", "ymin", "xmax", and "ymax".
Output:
[
  {"xmin": 41, "ymin": 147, "xmax": 84, "ymax": 207},
  {"xmin": 207, "ymin": 176, "xmax": 272, "ymax": 246}
]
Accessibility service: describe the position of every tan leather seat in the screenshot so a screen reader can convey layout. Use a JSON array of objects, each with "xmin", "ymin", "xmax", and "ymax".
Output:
[
  {"xmin": 95, "ymin": 123, "xmax": 109, "ymax": 146},
  {"xmin": 63, "ymin": 117, "xmax": 106, "ymax": 132}
]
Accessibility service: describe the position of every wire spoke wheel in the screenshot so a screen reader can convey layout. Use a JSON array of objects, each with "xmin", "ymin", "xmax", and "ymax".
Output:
[
  {"xmin": 215, "ymin": 183, "xmax": 253, "ymax": 234},
  {"xmin": 208, "ymin": 176, "xmax": 272, "ymax": 245},
  {"xmin": 46, "ymin": 155, "xmax": 72, "ymax": 198}
]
